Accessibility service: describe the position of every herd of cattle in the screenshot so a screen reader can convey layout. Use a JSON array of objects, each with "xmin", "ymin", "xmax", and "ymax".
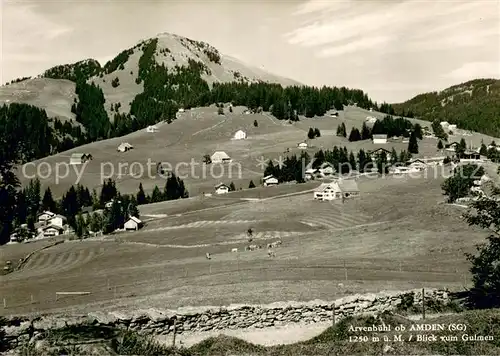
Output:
[{"xmin": 205, "ymin": 239, "xmax": 283, "ymax": 260}]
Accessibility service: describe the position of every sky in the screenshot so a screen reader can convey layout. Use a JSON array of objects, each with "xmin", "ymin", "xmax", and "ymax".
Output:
[{"xmin": 1, "ymin": 0, "xmax": 499, "ymax": 103}]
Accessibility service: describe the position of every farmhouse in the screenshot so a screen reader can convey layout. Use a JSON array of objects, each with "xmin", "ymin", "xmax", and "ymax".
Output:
[
  {"xmin": 211, "ymin": 151, "xmax": 232, "ymax": 164},
  {"xmin": 124, "ymin": 216, "xmax": 143, "ymax": 231},
  {"xmin": 70, "ymin": 153, "xmax": 92, "ymax": 165},
  {"xmin": 233, "ymin": 130, "xmax": 247, "ymax": 140},
  {"xmin": 298, "ymin": 142, "xmax": 308, "ymax": 150},
  {"xmin": 304, "ymin": 168, "xmax": 320, "ymax": 180},
  {"xmin": 407, "ymin": 159, "xmax": 428, "ymax": 171},
  {"xmin": 117, "ymin": 142, "xmax": 133, "ymax": 152},
  {"xmin": 368, "ymin": 148, "xmax": 392, "ymax": 161},
  {"xmin": 263, "ymin": 175, "xmax": 278, "ymax": 186},
  {"xmin": 146, "ymin": 125, "xmax": 158, "ymax": 133},
  {"xmin": 445, "ymin": 142, "xmax": 459, "ymax": 152},
  {"xmin": 49, "ymin": 214, "xmax": 67, "ymax": 228},
  {"xmin": 38, "ymin": 211, "xmax": 56, "ymax": 224},
  {"xmin": 215, "ymin": 183, "xmax": 230, "ymax": 194},
  {"xmin": 313, "ymin": 179, "xmax": 360, "ymax": 201},
  {"xmin": 372, "ymin": 134, "xmax": 388, "ymax": 144},
  {"xmin": 41, "ymin": 224, "xmax": 65, "ymax": 238}
]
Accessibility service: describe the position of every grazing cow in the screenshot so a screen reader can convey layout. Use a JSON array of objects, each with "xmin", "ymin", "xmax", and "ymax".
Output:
[
  {"xmin": 231, "ymin": 248, "xmax": 238, "ymax": 253},
  {"xmin": 267, "ymin": 249, "xmax": 276, "ymax": 257},
  {"xmin": 248, "ymin": 244, "xmax": 258, "ymax": 251},
  {"xmin": 206, "ymin": 252, "xmax": 211, "ymax": 260}
]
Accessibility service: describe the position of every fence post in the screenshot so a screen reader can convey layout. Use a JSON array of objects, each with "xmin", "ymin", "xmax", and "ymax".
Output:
[
  {"xmin": 332, "ymin": 302, "xmax": 336, "ymax": 325},
  {"xmin": 3, "ymin": 298, "xmax": 6, "ymax": 308},
  {"xmin": 172, "ymin": 318, "xmax": 177, "ymax": 347},
  {"xmin": 422, "ymin": 288, "xmax": 425, "ymax": 320}
]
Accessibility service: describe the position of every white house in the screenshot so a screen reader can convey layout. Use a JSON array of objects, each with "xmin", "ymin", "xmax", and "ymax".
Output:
[
  {"xmin": 263, "ymin": 175, "xmax": 278, "ymax": 186},
  {"xmin": 124, "ymin": 216, "xmax": 143, "ymax": 231},
  {"xmin": 304, "ymin": 168, "xmax": 319, "ymax": 180},
  {"xmin": 313, "ymin": 179, "xmax": 360, "ymax": 201},
  {"xmin": 49, "ymin": 214, "xmax": 67, "ymax": 228},
  {"xmin": 445, "ymin": 142, "xmax": 459, "ymax": 152},
  {"xmin": 314, "ymin": 182, "xmax": 341, "ymax": 201},
  {"xmin": 215, "ymin": 183, "xmax": 230, "ymax": 195},
  {"xmin": 372, "ymin": 134, "xmax": 388, "ymax": 144},
  {"xmin": 38, "ymin": 211, "xmax": 56, "ymax": 224},
  {"xmin": 41, "ymin": 224, "xmax": 64, "ymax": 238},
  {"xmin": 117, "ymin": 142, "xmax": 133, "ymax": 152},
  {"xmin": 407, "ymin": 159, "xmax": 428, "ymax": 171},
  {"xmin": 368, "ymin": 148, "xmax": 392, "ymax": 161},
  {"xmin": 211, "ymin": 151, "xmax": 232, "ymax": 164},
  {"xmin": 146, "ymin": 125, "xmax": 158, "ymax": 133},
  {"xmin": 233, "ymin": 130, "xmax": 247, "ymax": 140},
  {"xmin": 178, "ymin": 108, "xmax": 185, "ymax": 113},
  {"xmin": 448, "ymin": 124, "xmax": 457, "ymax": 132},
  {"xmin": 365, "ymin": 116, "xmax": 377, "ymax": 124},
  {"xmin": 70, "ymin": 153, "xmax": 92, "ymax": 165},
  {"xmin": 298, "ymin": 142, "xmax": 308, "ymax": 150}
]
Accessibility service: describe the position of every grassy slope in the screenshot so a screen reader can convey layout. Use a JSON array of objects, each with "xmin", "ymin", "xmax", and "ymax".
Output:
[
  {"xmin": 16, "ymin": 104, "xmax": 498, "ymax": 199},
  {"xmin": 392, "ymin": 78, "xmax": 500, "ymax": 137},
  {"xmin": 0, "ymin": 78, "xmax": 78, "ymax": 122}
]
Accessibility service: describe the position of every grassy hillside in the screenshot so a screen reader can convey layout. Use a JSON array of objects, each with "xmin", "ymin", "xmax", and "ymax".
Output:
[{"xmin": 392, "ymin": 78, "xmax": 500, "ymax": 137}]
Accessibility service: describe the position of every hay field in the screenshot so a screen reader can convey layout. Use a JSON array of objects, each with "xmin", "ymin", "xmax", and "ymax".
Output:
[{"xmin": 0, "ymin": 169, "xmax": 489, "ymax": 316}]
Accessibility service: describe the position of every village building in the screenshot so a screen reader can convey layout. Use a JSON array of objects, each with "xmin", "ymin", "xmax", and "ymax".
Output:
[
  {"xmin": 263, "ymin": 175, "xmax": 278, "ymax": 186},
  {"xmin": 215, "ymin": 183, "xmax": 230, "ymax": 195},
  {"xmin": 117, "ymin": 142, "xmax": 134, "ymax": 152},
  {"xmin": 445, "ymin": 142, "xmax": 459, "ymax": 152},
  {"xmin": 313, "ymin": 179, "xmax": 360, "ymax": 201},
  {"xmin": 124, "ymin": 216, "xmax": 143, "ymax": 231},
  {"xmin": 70, "ymin": 153, "xmax": 92, "ymax": 165},
  {"xmin": 49, "ymin": 214, "xmax": 67, "ymax": 228},
  {"xmin": 146, "ymin": 125, "xmax": 158, "ymax": 133},
  {"xmin": 372, "ymin": 134, "xmax": 388, "ymax": 144},
  {"xmin": 41, "ymin": 224, "xmax": 65, "ymax": 238},
  {"xmin": 298, "ymin": 142, "xmax": 308, "ymax": 150},
  {"xmin": 318, "ymin": 162, "xmax": 336, "ymax": 177},
  {"xmin": 365, "ymin": 116, "xmax": 377, "ymax": 124},
  {"xmin": 407, "ymin": 159, "xmax": 428, "ymax": 171},
  {"xmin": 367, "ymin": 148, "xmax": 392, "ymax": 161},
  {"xmin": 178, "ymin": 108, "xmax": 185, "ymax": 113},
  {"xmin": 38, "ymin": 211, "xmax": 56, "ymax": 224},
  {"xmin": 211, "ymin": 151, "xmax": 232, "ymax": 164},
  {"xmin": 233, "ymin": 130, "xmax": 247, "ymax": 140}
]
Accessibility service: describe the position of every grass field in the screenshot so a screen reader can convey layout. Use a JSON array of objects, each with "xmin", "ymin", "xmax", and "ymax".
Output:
[
  {"xmin": 16, "ymin": 104, "xmax": 498, "ymax": 199},
  {"xmin": 0, "ymin": 166, "xmax": 490, "ymax": 316}
]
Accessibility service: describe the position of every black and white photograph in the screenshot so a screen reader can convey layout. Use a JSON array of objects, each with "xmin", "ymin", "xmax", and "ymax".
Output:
[{"xmin": 0, "ymin": 0, "xmax": 499, "ymax": 354}]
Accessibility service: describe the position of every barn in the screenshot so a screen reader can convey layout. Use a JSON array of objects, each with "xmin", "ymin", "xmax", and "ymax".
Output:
[
  {"xmin": 372, "ymin": 134, "xmax": 388, "ymax": 144},
  {"xmin": 211, "ymin": 151, "xmax": 232, "ymax": 164},
  {"xmin": 233, "ymin": 130, "xmax": 247, "ymax": 140}
]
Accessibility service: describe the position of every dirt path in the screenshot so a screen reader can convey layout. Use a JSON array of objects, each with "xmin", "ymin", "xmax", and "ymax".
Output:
[{"xmin": 156, "ymin": 321, "xmax": 332, "ymax": 347}]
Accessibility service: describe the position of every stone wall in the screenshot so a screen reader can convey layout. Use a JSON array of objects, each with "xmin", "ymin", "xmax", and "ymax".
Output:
[{"xmin": 2, "ymin": 288, "xmax": 451, "ymax": 351}]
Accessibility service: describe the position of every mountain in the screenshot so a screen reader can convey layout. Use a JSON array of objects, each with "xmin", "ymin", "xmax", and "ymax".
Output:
[
  {"xmin": 391, "ymin": 78, "xmax": 500, "ymax": 137},
  {"xmin": 0, "ymin": 32, "xmax": 377, "ymax": 163}
]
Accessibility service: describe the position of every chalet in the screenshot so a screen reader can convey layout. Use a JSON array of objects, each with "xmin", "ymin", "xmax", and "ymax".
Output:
[
  {"xmin": 372, "ymin": 134, "xmax": 387, "ymax": 144},
  {"xmin": 367, "ymin": 148, "xmax": 392, "ymax": 161},
  {"xmin": 41, "ymin": 224, "xmax": 64, "ymax": 238},
  {"xmin": 313, "ymin": 182, "xmax": 341, "ymax": 201},
  {"xmin": 117, "ymin": 142, "xmax": 133, "ymax": 152},
  {"xmin": 70, "ymin": 153, "xmax": 92, "ymax": 165},
  {"xmin": 215, "ymin": 183, "xmax": 230, "ymax": 195},
  {"xmin": 304, "ymin": 168, "xmax": 320, "ymax": 180},
  {"xmin": 365, "ymin": 116, "xmax": 377, "ymax": 124},
  {"xmin": 407, "ymin": 159, "xmax": 427, "ymax": 171},
  {"xmin": 38, "ymin": 211, "xmax": 56, "ymax": 224},
  {"xmin": 146, "ymin": 125, "xmax": 158, "ymax": 133},
  {"xmin": 178, "ymin": 108, "xmax": 185, "ymax": 113},
  {"xmin": 460, "ymin": 150, "xmax": 481, "ymax": 161},
  {"xmin": 263, "ymin": 175, "xmax": 278, "ymax": 186},
  {"xmin": 233, "ymin": 130, "xmax": 247, "ymax": 140},
  {"xmin": 124, "ymin": 216, "xmax": 143, "ymax": 231},
  {"xmin": 211, "ymin": 151, "xmax": 232, "ymax": 164},
  {"xmin": 392, "ymin": 165, "xmax": 420, "ymax": 174},
  {"xmin": 313, "ymin": 179, "xmax": 360, "ymax": 201},
  {"xmin": 49, "ymin": 214, "xmax": 67, "ymax": 228},
  {"xmin": 298, "ymin": 142, "xmax": 308, "ymax": 150},
  {"xmin": 445, "ymin": 142, "xmax": 459, "ymax": 152}
]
